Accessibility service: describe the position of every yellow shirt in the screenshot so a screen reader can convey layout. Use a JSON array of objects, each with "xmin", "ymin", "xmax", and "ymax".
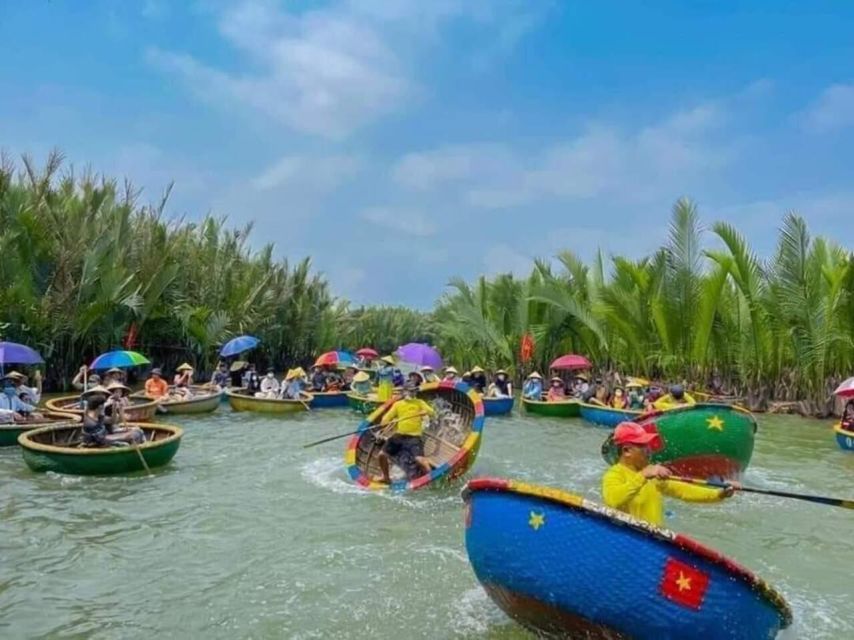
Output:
[
  {"xmin": 653, "ymin": 392, "xmax": 696, "ymax": 411},
  {"xmin": 381, "ymin": 398, "xmax": 435, "ymax": 436},
  {"xmin": 602, "ymin": 462, "xmax": 724, "ymax": 526}
]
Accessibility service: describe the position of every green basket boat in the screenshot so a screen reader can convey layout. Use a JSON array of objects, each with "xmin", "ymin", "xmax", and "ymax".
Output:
[
  {"xmin": 346, "ymin": 391, "xmax": 393, "ymax": 414},
  {"xmin": 522, "ymin": 396, "xmax": 580, "ymax": 418},
  {"xmin": 226, "ymin": 388, "xmax": 313, "ymax": 413},
  {"xmin": 45, "ymin": 395, "xmax": 160, "ymax": 422},
  {"xmin": 133, "ymin": 385, "xmax": 220, "ymax": 415},
  {"xmin": 602, "ymin": 403, "xmax": 757, "ymax": 480},
  {"xmin": 18, "ymin": 423, "xmax": 183, "ymax": 475},
  {"xmin": 0, "ymin": 411, "xmax": 80, "ymax": 447}
]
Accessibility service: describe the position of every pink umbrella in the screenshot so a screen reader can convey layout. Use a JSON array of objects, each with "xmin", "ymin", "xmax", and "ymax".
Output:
[
  {"xmin": 356, "ymin": 348, "xmax": 379, "ymax": 359},
  {"xmin": 833, "ymin": 377, "xmax": 854, "ymax": 397},
  {"xmin": 549, "ymin": 354, "xmax": 591, "ymax": 371}
]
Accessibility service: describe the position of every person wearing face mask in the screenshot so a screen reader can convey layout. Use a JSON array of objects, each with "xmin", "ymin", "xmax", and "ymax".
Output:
[
  {"xmin": 257, "ymin": 368, "xmax": 280, "ymax": 399},
  {"xmin": 243, "ymin": 364, "xmax": 262, "ymax": 393},
  {"xmin": 174, "ymin": 363, "xmax": 194, "ymax": 387},
  {"xmin": 489, "ymin": 370, "xmax": 512, "ymax": 398},
  {"xmin": 602, "ymin": 422, "xmax": 737, "ymax": 526},
  {"xmin": 8, "ymin": 371, "xmax": 42, "ymax": 405},
  {"xmin": 547, "ymin": 377, "xmax": 566, "ymax": 402},
  {"xmin": 0, "ymin": 377, "xmax": 41, "ymax": 422}
]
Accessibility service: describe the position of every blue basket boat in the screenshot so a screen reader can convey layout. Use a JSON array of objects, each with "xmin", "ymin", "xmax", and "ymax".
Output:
[
  {"xmin": 308, "ymin": 391, "xmax": 350, "ymax": 409},
  {"xmin": 835, "ymin": 423, "xmax": 854, "ymax": 451},
  {"xmin": 579, "ymin": 402, "xmax": 642, "ymax": 428},
  {"xmin": 463, "ymin": 477, "xmax": 792, "ymax": 640},
  {"xmin": 483, "ymin": 396, "xmax": 514, "ymax": 416}
]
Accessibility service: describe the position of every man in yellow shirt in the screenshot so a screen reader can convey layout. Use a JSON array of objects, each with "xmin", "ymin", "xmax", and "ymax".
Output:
[
  {"xmin": 376, "ymin": 383, "xmax": 435, "ymax": 483},
  {"xmin": 653, "ymin": 384, "xmax": 696, "ymax": 411},
  {"xmin": 602, "ymin": 422, "xmax": 737, "ymax": 526}
]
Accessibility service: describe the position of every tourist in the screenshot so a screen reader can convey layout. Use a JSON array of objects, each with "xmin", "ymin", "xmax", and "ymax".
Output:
[
  {"xmin": 104, "ymin": 381, "xmax": 131, "ymax": 424},
  {"xmin": 420, "ymin": 366, "xmax": 440, "ymax": 383},
  {"xmin": 470, "ymin": 366, "xmax": 487, "ymax": 393},
  {"xmin": 841, "ymin": 400, "xmax": 854, "ymax": 432},
  {"xmin": 102, "ymin": 368, "xmax": 125, "ymax": 386},
  {"xmin": 626, "ymin": 382, "xmax": 645, "ymax": 410},
  {"xmin": 81, "ymin": 386, "xmax": 144, "ymax": 447},
  {"xmin": 488, "ymin": 369, "xmax": 512, "ymax": 398},
  {"xmin": 145, "ymin": 368, "xmax": 169, "ymax": 398},
  {"xmin": 282, "ymin": 368, "xmax": 306, "ymax": 400},
  {"xmin": 547, "ymin": 377, "xmax": 566, "ymax": 402},
  {"xmin": 602, "ymin": 422, "xmax": 737, "ymax": 526},
  {"xmin": 174, "ymin": 363, "xmax": 194, "ymax": 386},
  {"xmin": 72, "ymin": 365, "xmax": 100, "ymax": 391},
  {"xmin": 574, "ymin": 373, "xmax": 590, "ymax": 399},
  {"xmin": 375, "ymin": 383, "xmax": 435, "ymax": 483},
  {"xmin": 443, "ymin": 366, "xmax": 459, "ymax": 382},
  {"xmin": 0, "ymin": 376, "xmax": 40, "ymax": 422},
  {"xmin": 376, "ymin": 356, "xmax": 396, "ymax": 402},
  {"xmin": 351, "ymin": 371, "xmax": 372, "ymax": 396},
  {"xmin": 229, "ymin": 361, "xmax": 247, "ymax": 388},
  {"xmin": 243, "ymin": 364, "xmax": 262, "ymax": 393},
  {"xmin": 407, "ymin": 371, "xmax": 424, "ymax": 387},
  {"xmin": 257, "ymin": 368, "xmax": 280, "ymax": 398},
  {"xmin": 461, "ymin": 370, "xmax": 472, "ymax": 386},
  {"xmin": 610, "ymin": 387, "xmax": 628, "ymax": 409},
  {"xmin": 310, "ymin": 366, "xmax": 327, "ymax": 392},
  {"xmin": 392, "ymin": 368, "xmax": 405, "ymax": 388},
  {"xmin": 209, "ymin": 362, "xmax": 230, "ymax": 390},
  {"xmin": 8, "ymin": 370, "xmax": 41, "ymax": 404},
  {"xmin": 522, "ymin": 372, "xmax": 543, "ymax": 399},
  {"xmin": 653, "ymin": 384, "xmax": 696, "ymax": 410},
  {"xmin": 342, "ymin": 366, "xmax": 357, "ymax": 391}
]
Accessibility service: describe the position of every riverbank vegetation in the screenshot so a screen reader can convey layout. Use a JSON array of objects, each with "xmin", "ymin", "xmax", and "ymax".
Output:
[{"xmin": 2, "ymin": 153, "xmax": 852, "ymax": 412}]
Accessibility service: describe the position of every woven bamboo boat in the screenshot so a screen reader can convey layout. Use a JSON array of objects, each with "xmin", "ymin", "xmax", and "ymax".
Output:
[
  {"xmin": 133, "ymin": 385, "xmax": 220, "ymax": 415},
  {"xmin": 483, "ymin": 396, "xmax": 514, "ymax": 416},
  {"xmin": 463, "ymin": 477, "xmax": 792, "ymax": 639},
  {"xmin": 346, "ymin": 391, "xmax": 389, "ymax": 414},
  {"xmin": 226, "ymin": 388, "xmax": 313, "ymax": 413},
  {"xmin": 308, "ymin": 390, "xmax": 350, "ymax": 409},
  {"xmin": 19, "ymin": 423, "xmax": 183, "ymax": 475},
  {"xmin": 522, "ymin": 397, "xmax": 580, "ymax": 417},
  {"xmin": 579, "ymin": 402, "xmax": 643, "ymax": 428},
  {"xmin": 45, "ymin": 395, "xmax": 159, "ymax": 422},
  {"xmin": 602, "ymin": 404, "xmax": 758, "ymax": 479},
  {"xmin": 0, "ymin": 411, "xmax": 80, "ymax": 447},
  {"xmin": 345, "ymin": 380, "xmax": 485, "ymax": 492},
  {"xmin": 835, "ymin": 423, "xmax": 854, "ymax": 452}
]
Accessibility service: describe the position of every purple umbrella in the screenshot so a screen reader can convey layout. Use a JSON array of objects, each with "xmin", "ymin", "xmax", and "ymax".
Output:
[
  {"xmin": 0, "ymin": 342, "xmax": 45, "ymax": 366},
  {"xmin": 395, "ymin": 343, "xmax": 443, "ymax": 371}
]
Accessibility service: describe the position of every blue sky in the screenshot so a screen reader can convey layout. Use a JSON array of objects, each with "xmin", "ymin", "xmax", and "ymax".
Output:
[{"xmin": 3, "ymin": 1, "xmax": 854, "ymax": 308}]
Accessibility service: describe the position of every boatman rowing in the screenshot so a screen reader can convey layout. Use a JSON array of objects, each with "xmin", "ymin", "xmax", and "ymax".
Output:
[
  {"xmin": 602, "ymin": 421, "xmax": 739, "ymax": 526},
  {"xmin": 375, "ymin": 383, "xmax": 435, "ymax": 483}
]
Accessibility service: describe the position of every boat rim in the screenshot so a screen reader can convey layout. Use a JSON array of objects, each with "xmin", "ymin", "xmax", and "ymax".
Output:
[
  {"xmin": 579, "ymin": 402, "xmax": 642, "ymax": 415},
  {"xmin": 833, "ymin": 422, "xmax": 854, "ymax": 436},
  {"xmin": 522, "ymin": 397, "xmax": 579, "ymax": 406},
  {"xmin": 17, "ymin": 423, "xmax": 184, "ymax": 454},
  {"xmin": 0, "ymin": 411, "xmax": 80, "ymax": 430},
  {"xmin": 463, "ymin": 476, "xmax": 792, "ymax": 627},
  {"xmin": 225, "ymin": 387, "xmax": 314, "ymax": 403}
]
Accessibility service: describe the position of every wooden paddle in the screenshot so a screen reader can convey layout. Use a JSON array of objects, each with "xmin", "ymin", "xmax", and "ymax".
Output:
[
  {"xmin": 671, "ymin": 476, "xmax": 854, "ymax": 511},
  {"xmin": 117, "ymin": 403, "xmax": 151, "ymax": 475},
  {"xmin": 302, "ymin": 412, "xmax": 429, "ymax": 449}
]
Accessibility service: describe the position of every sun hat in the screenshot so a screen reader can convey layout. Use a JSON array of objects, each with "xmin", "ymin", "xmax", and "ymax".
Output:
[
  {"xmin": 550, "ymin": 377, "xmax": 564, "ymax": 384},
  {"xmin": 151, "ymin": 368, "xmax": 163, "ymax": 376},
  {"xmin": 177, "ymin": 363, "xmax": 194, "ymax": 372},
  {"xmin": 420, "ymin": 365, "xmax": 434, "ymax": 372},
  {"xmin": 106, "ymin": 381, "xmax": 131, "ymax": 395},
  {"xmin": 613, "ymin": 421, "xmax": 662, "ymax": 450},
  {"xmin": 462, "ymin": 371, "xmax": 472, "ymax": 378},
  {"xmin": 444, "ymin": 366, "xmax": 459, "ymax": 375},
  {"xmin": 106, "ymin": 368, "xmax": 123, "ymax": 375},
  {"xmin": 495, "ymin": 369, "xmax": 507, "ymax": 375},
  {"xmin": 353, "ymin": 371, "xmax": 370, "ymax": 383},
  {"xmin": 625, "ymin": 380, "xmax": 643, "ymax": 389},
  {"xmin": 527, "ymin": 372, "xmax": 543, "ymax": 379},
  {"xmin": 229, "ymin": 360, "xmax": 247, "ymax": 372},
  {"xmin": 575, "ymin": 372, "xmax": 589, "ymax": 381},
  {"xmin": 381, "ymin": 356, "xmax": 395, "ymax": 365},
  {"xmin": 82, "ymin": 385, "xmax": 110, "ymax": 397},
  {"xmin": 471, "ymin": 366, "xmax": 484, "ymax": 373}
]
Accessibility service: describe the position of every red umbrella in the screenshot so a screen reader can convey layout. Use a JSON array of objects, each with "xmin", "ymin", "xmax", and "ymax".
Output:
[
  {"xmin": 549, "ymin": 354, "xmax": 591, "ymax": 371},
  {"xmin": 356, "ymin": 348, "xmax": 379, "ymax": 359},
  {"xmin": 833, "ymin": 377, "xmax": 854, "ymax": 397}
]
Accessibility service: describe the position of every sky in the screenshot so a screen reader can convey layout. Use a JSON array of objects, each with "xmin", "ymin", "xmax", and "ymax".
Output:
[{"xmin": 3, "ymin": 1, "xmax": 854, "ymax": 308}]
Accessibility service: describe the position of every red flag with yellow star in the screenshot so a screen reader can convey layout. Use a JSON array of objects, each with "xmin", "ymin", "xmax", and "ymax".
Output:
[{"xmin": 659, "ymin": 558, "xmax": 709, "ymax": 610}]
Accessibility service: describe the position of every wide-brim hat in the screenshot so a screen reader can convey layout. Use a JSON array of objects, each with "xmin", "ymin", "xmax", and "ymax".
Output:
[
  {"xmin": 230, "ymin": 360, "xmax": 247, "ymax": 372},
  {"xmin": 527, "ymin": 372, "xmax": 543, "ymax": 379},
  {"xmin": 575, "ymin": 372, "xmax": 589, "ymax": 381},
  {"xmin": 106, "ymin": 381, "xmax": 131, "ymax": 395},
  {"xmin": 380, "ymin": 356, "xmax": 395, "ymax": 365},
  {"xmin": 285, "ymin": 369, "xmax": 298, "ymax": 381},
  {"xmin": 444, "ymin": 366, "xmax": 459, "ymax": 375},
  {"xmin": 82, "ymin": 385, "xmax": 110, "ymax": 397},
  {"xmin": 550, "ymin": 377, "xmax": 565, "ymax": 385},
  {"xmin": 353, "ymin": 371, "xmax": 370, "ymax": 383},
  {"xmin": 177, "ymin": 363, "xmax": 194, "ymax": 372},
  {"xmin": 6, "ymin": 370, "xmax": 27, "ymax": 382},
  {"xmin": 462, "ymin": 371, "xmax": 472, "ymax": 378},
  {"xmin": 471, "ymin": 366, "xmax": 484, "ymax": 373},
  {"xmin": 294, "ymin": 367, "xmax": 307, "ymax": 377},
  {"xmin": 626, "ymin": 380, "xmax": 643, "ymax": 389},
  {"xmin": 495, "ymin": 369, "xmax": 507, "ymax": 375},
  {"xmin": 420, "ymin": 365, "xmax": 434, "ymax": 372}
]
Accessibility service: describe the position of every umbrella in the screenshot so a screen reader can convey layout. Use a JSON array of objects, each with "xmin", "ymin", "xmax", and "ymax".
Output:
[
  {"xmin": 549, "ymin": 354, "xmax": 591, "ymax": 371},
  {"xmin": 395, "ymin": 343, "xmax": 443, "ymax": 371},
  {"xmin": 90, "ymin": 350, "xmax": 151, "ymax": 370},
  {"xmin": 356, "ymin": 347, "xmax": 379, "ymax": 359},
  {"xmin": 833, "ymin": 377, "xmax": 854, "ymax": 397},
  {"xmin": 314, "ymin": 350, "xmax": 356, "ymax": 368},
  {"xmin": 220, "ymin": 335, "xmax": 260, "ymax": 358},
  {"xmin": 0, "ymin": 342, "xmax": 44, "ymax": 366}
]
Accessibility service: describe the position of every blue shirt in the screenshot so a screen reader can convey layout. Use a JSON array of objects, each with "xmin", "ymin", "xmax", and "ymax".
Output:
[
  {"xmin": 377, "ymin": 365, "xmax": 394, "ymax": 383},
  {"xmin": 0, "ymin": 394, "xmax": 35, "ymax": 413},
  {"xmin": 522, "ymin": 380, "xmax": 543, "ymax": 399}
]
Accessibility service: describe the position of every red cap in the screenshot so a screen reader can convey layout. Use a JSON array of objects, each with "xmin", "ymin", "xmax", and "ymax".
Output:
[{"xmin": 613, "ymin": 421, "xmax": 662, "ymax": 451}]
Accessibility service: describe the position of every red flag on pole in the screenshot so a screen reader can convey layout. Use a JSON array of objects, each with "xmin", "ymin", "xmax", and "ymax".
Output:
[
  {"xmin": 520, "ymin": 333, "xmax": 534, "ymax": 364},
  {"xmin": 124, "ymin": 323, "xmax": 138, "ymax": 350},
  {"xmin": 659, "ymin": 557, "xmax": 710, "ymax": 610}
]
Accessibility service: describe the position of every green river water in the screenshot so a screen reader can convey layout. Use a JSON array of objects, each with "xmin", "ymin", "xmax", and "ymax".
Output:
[{"xmin": 1, "ymin": 407, "xmax": 852, "ymax": 639}]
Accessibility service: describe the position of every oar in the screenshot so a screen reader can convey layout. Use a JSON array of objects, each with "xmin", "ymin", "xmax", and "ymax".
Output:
[
  {"xmin": 671, "ymin": 476, "xmax": 854, "ymax": 510},
  {"xmin": 117, "ymin": 406, "xmax": 151, "ymax": 475},
  {"xmin": 302, "ymin": 412, "xmax": 429, "ymax": 449}
]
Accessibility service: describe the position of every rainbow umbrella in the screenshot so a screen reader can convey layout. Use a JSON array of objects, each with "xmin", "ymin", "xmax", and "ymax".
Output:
[
  {"xmin": 314, "ymin": 350, "xmax": 356, "ymax": 368},
  {"xmin": 90, "ymin": 350, "xmax": 151, "ymax": 370},
  {"xmin": 550, "ymin": 354, "xmax": 591, "ymax": 371}
]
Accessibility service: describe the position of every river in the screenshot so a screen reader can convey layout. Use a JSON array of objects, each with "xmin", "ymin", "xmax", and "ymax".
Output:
[{"xmin": 1, "ymin": 408, "xmax": 852, "ymax": 639}]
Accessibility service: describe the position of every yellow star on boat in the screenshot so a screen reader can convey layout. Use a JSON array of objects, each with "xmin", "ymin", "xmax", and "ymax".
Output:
[
  {"xmin": 676, "ymin": 571, "xmax": 692, "ymax": 592},
  {"xmin": 706, "ymin": 415, "xmax": 725, "ymax": 431},
  {"xmin": 528, "ymin": 511, "xmax": 545, "ymax": 530}
]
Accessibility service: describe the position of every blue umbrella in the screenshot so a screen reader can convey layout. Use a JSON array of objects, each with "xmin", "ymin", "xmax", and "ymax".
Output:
[
  {"xmin": 220, "ymin": 335, "xmax": 260, "ymax": 358},
  {"xmin": 0, "ymin": 342, "xmax": 44, "ymax": 365}
]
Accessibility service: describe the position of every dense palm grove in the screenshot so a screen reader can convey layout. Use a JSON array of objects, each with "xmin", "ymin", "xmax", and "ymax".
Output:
[{"xmin": 2, "ymin": 154, "xmax": 853, "ymax": 411}]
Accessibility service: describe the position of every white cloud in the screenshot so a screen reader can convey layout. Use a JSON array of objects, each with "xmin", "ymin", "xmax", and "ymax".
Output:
[
  {"xmin": 804, "ymin": 83, "xmax": 854, "ymax": 132},
  {"xmin": 360, "ymin": 206, "xmax": 437, "ymax": 237},
  {"xmin": 251, "ymin": 154, "xmax": 362, "ymax": 191},
  {"xmin": 482, "ymin": 244, "xmax": 532, "ymax": 278}
]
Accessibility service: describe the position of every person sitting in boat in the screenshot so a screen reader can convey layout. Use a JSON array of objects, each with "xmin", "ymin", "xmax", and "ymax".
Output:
[
  {"xmin": 341, "ymin": 366, "xmax": 357, "ymax": 391},
  {"xmin": 0, "ymin": 376, "xmax": 42, "ymax": 422},
  {"xmin": 470, "ymin": 366, "xmax": 488, "ymax": 393},
  {"xmin": 443, "ymin": 366, "xmax": 459, "ymax": 383},
  {"xmin": 310, "ymin": 366, "xmax": 327, "ymax": 392},
  {"xmin": 461, "ymin": 371, "xmax": 472, "ymax": 386},
  {"xmin": 229, "ymin": 361, "xmax": 247, "ymax": 388},
  {"xmin": 82, "ymin": 386, "xmax": 144, "ymax": 447},
  {"xmin": 602, "ymin": 421, "xmax": 737, "ymax": 526},
  {"xmin": 174, "ymin": 363, "xmax": 194, "ymax": 387},
  {"xmin": 351, "ymin": 371, "xmax": 372, "ymax": 396},
  {"xmin": 420, "ymin": 365, "xmax": 440, "ymax": 383},
  {"xmin": 282, "ymin": 368, "xmax": 306, "ymax": 400},
  {"xmin": 210, "ymin": 362, "xmax": 230, "ymax": 390},
  {"xmin": 375, "ymin": 383, "xmax": 436, "ymax": 483},
  {"xmin": 376, "ymin": 357, "xmax": 396, "ymax": 402},
  {"xmin": 610, "ymin": 387, "xmax": 628, "ymax": 409},
  {"xmin": 102, "ymin": 367, "xmax": 126, "ymax": 387},
  {"xmin": 105, "ymin": 381, "xmax": 132, "ymax": 423},
  {"xmin": 8, "ymin": 370, "xmax": 42, "ymax": 405},
  {"xmin": 256, "ymin": 368, "xmax": 280, "ymax": 399},
  {"xmin": 145, "ymin": 368, "xmax": 169, "ymax": 398},
  {"xmin": 841, "ymin": 400, "xmax": 854, "ymax": 432},
  {"xmin": 522, "ymin": 372, "xmax": 543, "ymax": 399},
  {"xmin": 392, "ymin": 368, "xmax": 405, "ymax": 388},
  {"xmin": 653, "ymin": 384, "xmax": 696, "ymax": 410},
  {"xmin": 626, "ymin": 381, "xmax": 645, "ymax": 410},
  {"xmin": 488, "ymin": 370, "xmax": 512, "ymax": 398},
  {"xmin": 547, "ymin": 377, "xmax": 567, "ymax": 402},
  {"xmin": 326, "ymin": 368, "xmax": 345, "ymax": 391},
  {"xmin": 572, "ymin": 373, "xmax": 590, "ymax": 398},
  {"xmin": 243, "ymin": 364, "xmax": 262, "ymax": 393},
  {"xmin": 72, "ymin": 366, "xmax": 101, "ymax": 390},
  {"xmin": 407, "ymin": 371, "xmax": 424, "ymax": 388}
]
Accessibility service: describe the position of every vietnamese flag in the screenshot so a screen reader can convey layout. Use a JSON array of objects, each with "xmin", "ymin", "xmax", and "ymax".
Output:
[{"xmin": 659, "ymin": 557, "xmax": 710, "ymax": 610}]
